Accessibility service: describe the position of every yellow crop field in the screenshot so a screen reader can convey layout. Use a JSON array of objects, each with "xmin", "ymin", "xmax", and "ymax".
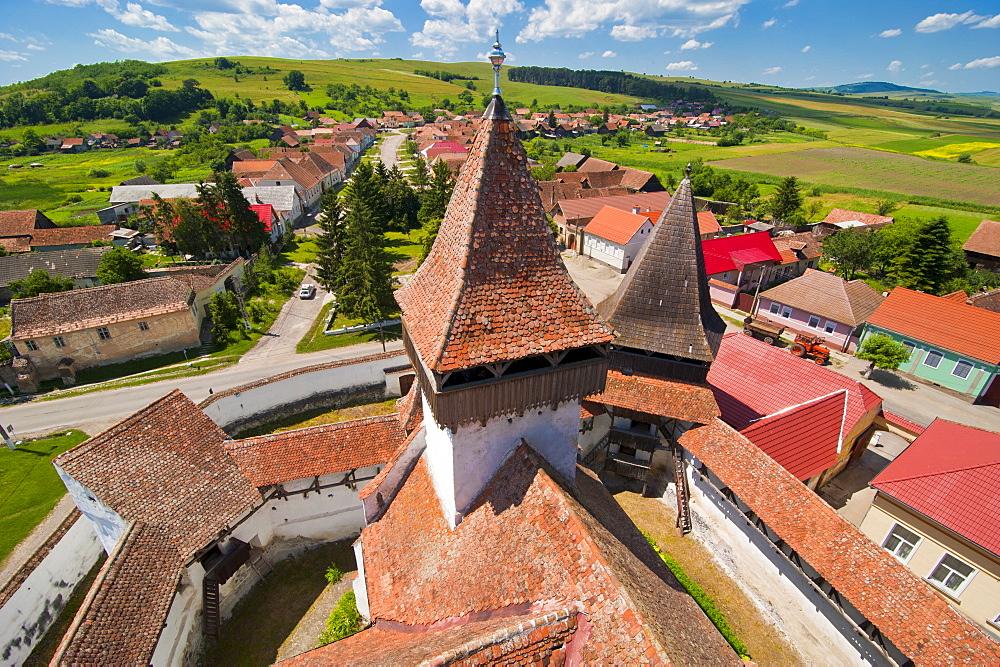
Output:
[{"xmin": 916, "ymin": 142, "xmax": 1000, "ymax": 160}]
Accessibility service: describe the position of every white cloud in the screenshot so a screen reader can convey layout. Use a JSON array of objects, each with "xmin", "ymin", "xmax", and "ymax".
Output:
[
  {"xmin": 921, "ymin": 71, "xmax": 935, "ymax": 78},
  {"xmin": 804, "ymin": 75, "xmax": 816, "ymax": 80},
  {"xmin": 763, "ymin": 66, "xmax": 782, "ymax": 74},
  {"xmin": 680, "ymin": 38, "xmax": 712, "ymax": 49},
  {"xmin": 0, "ymin": 50, "xmax": 27, "ymax": 62},
  {"xmin": 578, "ymin": 51, "xmax": 593, "ymax": 58},
  {"xmin": 879, "ymin": 28, "xmax": 901, "ymax": 37},
  {"xmin": 0, "ymin": 33, "xmax": 15, "ymax": 41},
  {"xmin": 665, "ymin": 60, "xmax": 697, "ymax": 71},
  {"xmin": 517, "ymin": 0, "xmax": 747, "ymax": 43},
  {"xmin": 921, "ymin": 63, "xmax": 930, "ymax": 68},
  {"xmin": 887, "ymin": 59, "xmax": 903, "ymax": 72},
  {"xmin": 115, "ymin": 2, "xmax": 178, "ymax": 31},
  {"xmin": 783, "ymin": 0, "xmax": 798, "ymax": 6},
  {"xmin": 959, "ymin": 55, "xmax": 1000, "ymax": 68},
  {"xmin": 26, "ymin": 43, "xmax": 45, "ymax": 50},
  {"xmin": 948, "ymin": 62, "xmax": 962, "ymax": 70},
  {"xmin": 601, "ymin": 49, "xmax": 616, "ymax": 57},
  {"xmin": 88, "ymin": 28, "xmax": 200, "ymax": 57},
  {"xmin": 411, "ymin": 51, "xmax": 423, "ymax": 58},
  {"xmin": 412, "ymin": 0, "xmax": 521, "ymax": 58},
  {"xmin": 973, "ymin": 14, "xmax": 1000, "ymax": 28},
  {"xmin": 856, "ymin": 72, "xmax": 873, "ymax": 79},
  {"xmin": 801, "ymin": 45, "xmax": 810, "ymax": 52},
  {"xmin": 915, "ymin": 11, "xmax": 983, "ymax": 33},
  {"xmin": 762, "ymin": 17, "xmax": 776, "ymax": 28}
]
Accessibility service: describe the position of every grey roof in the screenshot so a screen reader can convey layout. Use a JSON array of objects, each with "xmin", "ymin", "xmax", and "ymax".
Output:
[
  {"xmin": 109, "ymin": 184, "xmax": 200, "ymax": 204},
  {"xmin": 555, "ymin": 152, "xmax": 587, "ymax": 169},
  {"xmin": 241, "ymin": 186, "xmax": 299, "ymax": 212},
  {"xmin": 119, "ymin": 175, "xmax": 160, "ymax": 186},
  {"xmin": 598, "ymin": 177, "xmax": 726, "ymax": 364},
  {"xmin": 0, "ymin": 246, "xmax": 111, "ymax": 288}
]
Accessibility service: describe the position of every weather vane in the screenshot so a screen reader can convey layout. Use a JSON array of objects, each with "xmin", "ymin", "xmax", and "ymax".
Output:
[{"xmin": 488, "ymin": 30, "xmax": 506, "ymax": 96}]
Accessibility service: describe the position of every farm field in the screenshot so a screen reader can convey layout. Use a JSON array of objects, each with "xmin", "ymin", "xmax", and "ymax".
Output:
[{"xmin": 706, "ymin": 146, "xmax": 1000, "ymax": 207}]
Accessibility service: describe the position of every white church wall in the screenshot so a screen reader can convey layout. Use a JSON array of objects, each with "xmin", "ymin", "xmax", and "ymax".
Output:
[
  {"xmin": 685, "ymin": 455, "xmax": 892, "ymax": 666},
  {"xmin": 578, "ymin": 413, "xmax": 611, "ymax": 461},
  {"xmin": 53, "ymin": 466, "xmax": 127, "ymax": 554},
  {"xmin": 0, "ymin": 518, "xmax": 102, "ymax": 666},
  {"xmin": 150, "ymin": 564, "xmax": 205, "ymax": 667},
  {"xmin": 353, "ymin": 539, "xmax": 370, "ymax": 621}
]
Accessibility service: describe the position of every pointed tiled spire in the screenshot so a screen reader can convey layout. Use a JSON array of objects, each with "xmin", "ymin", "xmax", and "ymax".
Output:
[
  {"xmin": 599, "ymin": 175, "xmax": 726, "ymax": 364},
  {"xmin": 395, "ymin": 91, "xmax": 613, "ymax": 374}
]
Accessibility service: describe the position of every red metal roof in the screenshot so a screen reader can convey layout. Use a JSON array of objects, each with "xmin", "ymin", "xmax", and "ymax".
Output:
[
  {"xmin": 740, "ymin": 392, "xmax": 846, "ymax": 481},
  {"xmin": 707, "ymin": 333, "xmax": 881, "ymax": 433},
  {"xmin": 870, "ymin": 418, "xmax": 1000, "ymax": 556},
  {"xmin": 701, "ymin": 232, "xmax": 782, "ymax": 275},
  {"xmin": 583, "ymin": 206, "xmax": 657, "ymax": 245},
  {"xmin": 867, "ymin": 287, "xmax": 1000, "ymax": 364},
  {"xmin": 250, "ymin": 203, "xmax": 275, "ymax": 231}
]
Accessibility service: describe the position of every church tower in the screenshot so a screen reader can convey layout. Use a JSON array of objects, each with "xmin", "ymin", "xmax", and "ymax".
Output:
[{"xmin": 394, "ymin": 35, "xmax": 615, "ymax": 527}]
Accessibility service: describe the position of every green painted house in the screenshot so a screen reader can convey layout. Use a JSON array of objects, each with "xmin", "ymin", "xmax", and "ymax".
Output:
[{"xmin": 860, "ymin": 287, "xmax": 1000, "ymax": 405}]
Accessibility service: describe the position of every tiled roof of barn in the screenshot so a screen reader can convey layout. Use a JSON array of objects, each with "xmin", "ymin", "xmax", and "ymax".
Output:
[
  {"xmin": 394, "ymin": 96, "xmax": 613, "ymax": 373},
  {"xmin": 598, "ymin": 176, "xmax": 726, "ymax": 363},
  {"xmin": 589, "ymin": 370, "xmax": 720, "ymax": 424}
]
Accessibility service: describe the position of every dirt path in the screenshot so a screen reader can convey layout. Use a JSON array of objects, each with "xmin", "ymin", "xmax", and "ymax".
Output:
[{"xmin": 275, "ymin": 571, "xmax": 357, "ymax": 662}]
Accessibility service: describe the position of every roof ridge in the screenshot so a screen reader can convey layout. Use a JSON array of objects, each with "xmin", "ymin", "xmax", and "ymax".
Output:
[
  {"xmin": 875, "ymin": 459, "xmax": 1000, "ymax": 485},
  {"xmin": 227, "ymin": 413, "xmax": 400, "ymax": 448}
]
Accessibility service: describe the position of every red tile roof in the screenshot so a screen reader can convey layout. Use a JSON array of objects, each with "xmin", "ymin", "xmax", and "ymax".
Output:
[
  {"xmin": 557, "ymin": 190, "xmax": 671, "ymax": 223},
  {"xmin": 867, "ymin": 287, "xmax": 1000, "ymax": 364},
  {"xmin": 30, "ymin": 225, "xmax": 117, "ymax": 248},
  {"xmin": 707, "ymin": 333, "xmax": 881, "ymax": 432},
  {"xmin": 822, "ymin": 208, "xmax": 894, "ymax": 227},
  {"xmin": 962, "ymin": 219, "xmax": 1000, "ymax": 257},
  {"xmin": 701, "ymin": 232, "xmax": 782, "ymax": 275},
  {"xmin": 870, "ymin": 418, "xmax": 1000, "ymax": 556},
  {"xmin": 583, "ymin": 206, "xmax": 656, "ymax": 245},
  {"xmin": 54, "ymin": 390, "xmax": 259, "ymax": 557},
  {"xmin": 0, "ymin": 209, "xmax": 54, "ymax": 237},
  {"xmin": 281, "ymin": 606, "xmax": 581, "ymax": 665},
  {"xmin": 395, "ymin": 97, "xmax": 613, "ymax": 373},
  {"xmin": 358, "ymin": 448, "xmax": 737, "ymax": 663},
  {"xmin": 697, "ymin": 210, "xmax": 721, "ymax": 235},
  {"xmin": 740, "ymin": 391, "xmax": 846, "ymax": 481},
  {"xmin": 589, "ymin": 370, "xmax": 720, "ymax": 424},
  {"xmin": 224, "ymin": 415, "xmax": 405, "ymax": 487},
  {"xmin": 680, "ymin": 419, "xmax": 1000, "ymax": 665}
]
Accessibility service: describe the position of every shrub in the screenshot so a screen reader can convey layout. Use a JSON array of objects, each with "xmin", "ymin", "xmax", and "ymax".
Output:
[
  {"xmin": 65, "ymin": 194, "xmax": 83, "ymax": 204},
  {"xmin": 325, "ymin": 564, "xmax": 343, "ymax": 585},
  {"xmin": 87, "ymin": 168, "xmax": 111, "ymax": 178},
  {"xmin": 641, "ymin": 531, "xmax": 750, "ymax": 659},
  {"xmin": 317, "ymin": 590, "xmax": 362, "ymax": 646}
]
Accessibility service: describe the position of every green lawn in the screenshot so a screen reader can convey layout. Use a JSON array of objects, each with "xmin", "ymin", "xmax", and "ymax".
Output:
[
  {"xmin": 0, "ymin": 430, "xmax": 90, "ymax": 566},
  {"xmin": 297, "ymin": 303, "xmax": 401, "ymax": 353},
  {"xmin": 282, "ymin": 235, "xmax": 321, "ymax": 264}
]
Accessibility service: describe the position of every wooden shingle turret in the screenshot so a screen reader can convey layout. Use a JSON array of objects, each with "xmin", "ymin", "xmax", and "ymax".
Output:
[
  {"xmin": 599, "ymin": 174, "xmax": 726, "ymax": 382},
  {"xmin": 396, "ymin": 94, "xmax": 614, "ymax": 428}
]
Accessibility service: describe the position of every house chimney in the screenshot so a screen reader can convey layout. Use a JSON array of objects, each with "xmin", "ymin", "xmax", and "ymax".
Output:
[{"xmin": 632, "ymin": 205, "xmax": 640, "ymax": 214}]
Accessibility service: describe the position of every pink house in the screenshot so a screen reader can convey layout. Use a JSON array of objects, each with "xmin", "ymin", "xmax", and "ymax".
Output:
[{"xmin": 754, "ymin": 269, "xmax": 885, "ymax": 352}]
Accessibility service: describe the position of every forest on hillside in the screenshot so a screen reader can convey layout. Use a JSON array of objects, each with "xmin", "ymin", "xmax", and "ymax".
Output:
[{"xmin": 508, "ymin": 67, "xmax": 717, "ymax": 105}]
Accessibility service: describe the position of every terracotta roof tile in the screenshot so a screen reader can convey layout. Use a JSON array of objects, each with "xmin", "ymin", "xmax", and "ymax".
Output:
[
  {"xmin": 822, "ymin": 208, "xmax": 894, "ymax": 228},
  {"xmin": 30, "ymin": 225, "xmax": 117, "ymax": 248},
  {"xmin": 224, "ymin": 415, "xmax": 405, "ymax": 487},
  {"xmin": 51, "ymin": 522, "xmax": 184, "ymax": 665},
  {"xmin": 867, "ymin": 287, "xmax": 1000, "ymax": 364},
  {"xmin": 680, "ymin": 419, "xmax": 1000, "ymax": 664},
  {"xmin": 707, "ymin": 333, "xmax": 881, "ymax": 432},
  {"xmin": 10, "ymin": 277, "xmax": 193, "ymax": 340},
  {"xmin": 697, "ymin": 210, "xmax": 722, "ymax": 235},
  {"xmin": 589, "ymin": 370, "xmax": 720, "ymax": 424},
  {"xmin": 359, "ymin": 447, "xmax": 737, "ymax": 663},
  {"xmin": 54, "ymin": 390, "xmax": 259, "ymax": 557},
  {"xmin": 395, "ymin": 97, "xmax": 613, "ymax": 373},
  {"xmin": 759, "ymin": 269, "xmax": 885, "ymax": 327},
  {"xmin": 583, "ymin": 205, "xmax": 656, "ymax": 245},
  {"xmin": 578, "ymin": 157, "xmax": 618, "ymax": 172},
  {"xmin": 963, "ymin": 219, "xmax": 1000, "ymax": 257},
  {"xmin": 557, "ymin": 191, "xmax": 671, "ymax": 224},
  {"xmin": 599, "ymin": 177, "xmax": 726, "ymax": 363},
  {"xmin": 771, "ymin": 231, "xmax": 821, "ymax": 262},
  {"xmin": 870, "ymin": 418, "xmax": 1000, "ymax": 556},
  {"xmin": 395, "ymin": 382, "xmax": 423, "ymax": 435},
  {"xmin": 0, "ymin": 209, "xmax": 55, "ymax": 237}
]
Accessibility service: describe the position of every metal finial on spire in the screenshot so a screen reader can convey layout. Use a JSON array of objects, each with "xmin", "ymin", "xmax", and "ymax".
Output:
[
  {"xmin": 685, "ymin": 162, "xmax": 692, "ymax": 178},
  {"xmin": 488, "ymin": 30, "xmax": 506, "ymax": 96}
]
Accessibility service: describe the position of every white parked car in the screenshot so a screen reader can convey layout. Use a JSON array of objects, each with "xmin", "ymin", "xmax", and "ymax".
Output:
[{"xmin": 298, "ymin": 284, "xmax": 316, "ymax": 299}]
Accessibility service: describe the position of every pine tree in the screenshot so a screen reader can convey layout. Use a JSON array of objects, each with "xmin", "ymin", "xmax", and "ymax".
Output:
[
  {"xmin": 769, "ymin": 175, "xmax": 803, "ymax": 223},
  {"xmin": 418, "ymin": 161, "xmax": 455, "ymax": 224},
  {"xmin": 384, "ymin": 165, "xmax": 420, "ymax": 231},
  {"xmin": 892, "ymin": 216, "xmax": 958, "ymax": 295},
  {"xmin": 315, "ymin": 188, "xmax": 346, "ymax": 292}
]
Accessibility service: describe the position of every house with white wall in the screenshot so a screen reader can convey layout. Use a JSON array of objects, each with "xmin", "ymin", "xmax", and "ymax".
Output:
[{"xmin": 581, "ymin": 205, "xmax": 659, "ymax": 272}]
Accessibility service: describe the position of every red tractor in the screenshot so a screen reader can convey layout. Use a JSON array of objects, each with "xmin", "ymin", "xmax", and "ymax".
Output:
[{"xmin": 790, "ymin": 333, "xmax": 830, "ymax": 365}]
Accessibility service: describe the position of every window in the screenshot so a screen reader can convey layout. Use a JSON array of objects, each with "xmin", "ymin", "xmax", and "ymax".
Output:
[
  {"xmin": 923, "ymin": 349, "xmax": 943, "ymax": 368},
  {"xmin": 953, "ymin": 359, "xmax": 974, "ymax": 379},
  {"xmin": 824, "ymin": 321, "xmax": 837, "ymax": 334},
  {"xmin": 25, "ymin": 340, "xmax": 38, "ymax": 351},
  {"xmin": 927, "ymin": 553, "xmax": 976, "ymax": 595},
  {"xmin": 882, "ymin": 523, "xmax": 921, "ymax": 563},
  {"xmin": 618, "ymin": 445, "xmax": 637, "ymax": 458},
  {"xmin": 53, "ymin": 336, "xmax": 66, "ymax": 348},
  {"xmin": 901, "ymin": 340, "xmax": 916, "ymax": 358},
  {"xmin": 138, "ymin": 321, "xmax": 149, "ymax": 331},
  {"xmin": 97, "ymin": 327, "xmax": 111, "ymax": 341},
  {"xmin": 769, "ymin": 302, "xmax": 781, "ymax": 315},
  {"xmin": 781, "ymin": 306, "xmax": 792, "ymax": 319},
  {"xmin": 808, "ymin": 315, "xmax": 821, "ymax": 328}
]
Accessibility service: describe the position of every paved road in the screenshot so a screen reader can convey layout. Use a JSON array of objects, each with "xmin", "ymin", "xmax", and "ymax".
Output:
[
  {"xmin": 376, "ymin": 131, "xmax": 406, "ymax": 169},
  {"xmin": 239, "ymin": 266, "xmax": 333, "ymax": 363},
  {"xmin": 0, "ymin": 340, "xmax": 404, "ymax": 439}
]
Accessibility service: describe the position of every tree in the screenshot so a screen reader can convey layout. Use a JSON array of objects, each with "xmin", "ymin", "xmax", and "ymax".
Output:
[
  {"xmin": 315, "ymin": 189, "xmax": 346, "ymax": 292},
  {"xmin": 417, "ymin": 217, "xmax": 441, "ymax": 263},
  {"xmin": 418, "ymin": 161, "xmax": 455, "ymax": 224},
  {"xmin": 383, "ymin": 165, "xmax": 420, "ymax": 231},
  {"xmin": 547, "ymin": 110, "xmax": 556, "ymax": 127},
  {"xmin": 769, "ymin": 175, "xmax": 803, "ymax": 223},
  {"xmin": 821, "ymin": 228, "xmax": 874, "ymax": 280},
  {"xmin": 892, "ymin": 216, "xmax": 958, "ymax": 294},
  {"xmin": 875, "ymin": 199, "xmax": 899, "ymax": 216},
  {"xmin": 957, "ymin": 153, "xmax": 972, "ymax": 164},
  {"xmin": 199, "ymin": 171, "xmax": 267, "ymax": 255},
  {"xmin": 209, "ymin": 290, "xmax": 242, "ymax": 344},
  {"xmin": 857, "ymin": 334, "xmax": 912, "ymax": 378},
  {"xmin": 97, "ymin": 246, "xmax": 147, "ymax": 284},
  {"xmin": 9, "ymin": 270, "xmax": 74, "ymax": 299},
  {"xmin": 283, "ymin": 70, "xmax": 307, "ymax": 91}
]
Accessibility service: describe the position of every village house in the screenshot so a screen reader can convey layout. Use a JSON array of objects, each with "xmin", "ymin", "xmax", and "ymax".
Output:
[
  {"xmin": 554, "ymin": 190, "xmax": 672, "ymax": 251},
  {"xmin": 109, "ymin": 183, "xmax": 304, "ymax": 228},
  {"xmin": 815, "ymin": 208, "xmax": 894, "ymax": 236},
  {"xmin": 581, "ymin": 205, "xmax": 659, "ymax": 272},
  {"xmin": 755, "ymin": 268, "xmax": 885, "ymax": 352},
  {"xmin": 860, "ymin": 287, "xmax": 1000, "ymax": 405},
  {"xmin": 0, "ymin": 210, "xmax": 59, "ymax": 253},
  {"xmin": 6, "ymin": 277, "xmax": 202, "ymax": 388},
  {"xmin": 702, "ymin": 231, "xmax": 783, "ymax": 305},
  {"xmin": 0, "ymin": 246, "xmax": 111, "ymax": 303},
  {"xmin": 962, "ymin": 219, "xmax": 1000, "ymax": 271},
  {"xmin": 860, "ymin": 418, "xmax": 1000, "ymax": 635},
  {"xmin": 0, "ymin": 209, "xmax": 117, "ymax": 253}
]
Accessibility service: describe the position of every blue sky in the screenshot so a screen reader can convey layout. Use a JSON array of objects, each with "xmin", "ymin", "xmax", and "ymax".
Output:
[{"xmin": 1, "ymin": 0, "xmax": 998, "ymax": 92}]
